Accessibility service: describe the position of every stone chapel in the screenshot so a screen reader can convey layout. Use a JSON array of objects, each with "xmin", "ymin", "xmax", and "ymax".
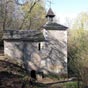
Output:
[{"xmin": 3, "ymin": 8, "xmax": 68, "ymax": 74}]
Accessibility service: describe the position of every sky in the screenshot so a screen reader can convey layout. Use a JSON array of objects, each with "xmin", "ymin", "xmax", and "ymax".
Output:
[
  {"xmin": 19, "ymin": 0, "xmax": 88, "ymax": 25},
  {"xmin": 46, "ymin": 0, "xmax": 88, "ymax": 24}
]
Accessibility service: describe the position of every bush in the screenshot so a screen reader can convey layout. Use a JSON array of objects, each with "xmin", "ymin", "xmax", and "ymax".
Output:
[{"xmin": 68, "ymin": 29, "xmax": 88, "ymax": 87}]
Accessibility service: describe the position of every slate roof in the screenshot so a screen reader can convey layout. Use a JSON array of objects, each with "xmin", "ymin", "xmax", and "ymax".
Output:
[
  {"xmin": 43, "ymin": 22, "xmax": 68, "ymax": 30},
  {"xmin": 46, "ymin": 8, "xmax": 55, "ymax": 18},
  {"xmin": 3, "ymin": 30, "xmax": 45, "ymax": 42}
]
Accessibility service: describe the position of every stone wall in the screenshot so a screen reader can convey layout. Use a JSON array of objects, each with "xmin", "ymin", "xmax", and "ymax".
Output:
[
  {"xmin": 4, "ymin": 30, "xmax": 67, "ymax": 74},
  {"xmin": 4, "ymin": 41, "xmax": 23, "ymax": 64},
  {"xmin": 4, "ymin": 40, "xmax": 41, "ymax": 71},
  {"xmin": 40, "ymin": 30, "xmax": 67, "ymax": 74}
]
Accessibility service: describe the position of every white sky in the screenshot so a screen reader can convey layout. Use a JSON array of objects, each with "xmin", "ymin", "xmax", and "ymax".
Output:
[{"xmin": 46, "ymin": 0, "xmax": 88, "ymax": 26}]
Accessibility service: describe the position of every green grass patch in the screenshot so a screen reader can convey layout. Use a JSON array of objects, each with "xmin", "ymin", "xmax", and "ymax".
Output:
[
  {"xmin": 63, "ymin": 81, "xmax": 78, "ymax": 88},
  {"xmin": 45, "ymin": 74, "xmax": 60, "ymax": 80}
]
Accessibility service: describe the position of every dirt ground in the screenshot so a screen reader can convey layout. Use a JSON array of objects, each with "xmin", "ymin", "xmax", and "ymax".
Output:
[
  {"xmin": 0, "ymin": 60, "xmax": 63, "ymax": 88},
  {"xmin": 0, "ymin": 59, "xmax": 74, "ymax": 88}
]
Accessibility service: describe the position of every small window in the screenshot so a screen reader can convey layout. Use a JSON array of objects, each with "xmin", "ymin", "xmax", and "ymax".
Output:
[
  {"xmin": 38, "ymin": 43, "xmax": 41, "ymax": 51},
  {"xmin": 0, "ymin": 40, "xmax": 4, "ymax": 55},
  {"xmin": 38, "ymin": 42, "xmax": 45, "ymax": 51}
]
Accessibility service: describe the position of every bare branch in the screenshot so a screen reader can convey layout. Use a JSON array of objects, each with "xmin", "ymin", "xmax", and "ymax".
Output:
[{"xmin": 19, "ymin": 0, "xmax": 40, "ymax": 30}]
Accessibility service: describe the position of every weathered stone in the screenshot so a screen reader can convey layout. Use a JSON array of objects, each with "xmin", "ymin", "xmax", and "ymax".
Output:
[
  {"xmin": 4, "ymin": 30, "xmax": 67, "ymax": 73},
  {"xmin": 3, "ymin": 29, "xmax": 67, "ymax": 74}
]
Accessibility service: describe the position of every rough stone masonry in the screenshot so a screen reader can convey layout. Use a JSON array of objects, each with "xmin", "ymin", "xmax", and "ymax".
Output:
[{"xmin": 3, "ymin": 8, "xmax": 68, "ymax": 74}]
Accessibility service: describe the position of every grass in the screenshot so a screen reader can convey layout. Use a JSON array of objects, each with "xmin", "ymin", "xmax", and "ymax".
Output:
[
  {"xmin": 63, "ymin": 81, "xmax": 78, "ymax": 88},
  {"xmin": 45, "ymin": 73, "xmax": 60, "ymax": 80}
]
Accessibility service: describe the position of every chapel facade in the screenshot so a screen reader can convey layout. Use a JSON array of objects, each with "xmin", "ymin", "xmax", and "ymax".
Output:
[{"xmin": 3, "ymin": 8, "xmax": 68, "ymax": 74}]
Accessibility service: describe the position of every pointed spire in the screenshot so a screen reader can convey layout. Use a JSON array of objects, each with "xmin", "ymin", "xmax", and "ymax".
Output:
[
  {"xmin": 46, "ymin": 8, "xmax": 55, "ymax": 22},
  {"xmin": 46, "ymin": 8, "xmax": 55, "ymax": 18}
]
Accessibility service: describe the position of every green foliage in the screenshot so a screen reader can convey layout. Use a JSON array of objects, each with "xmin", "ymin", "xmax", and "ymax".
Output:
[
  {"xmin": 68, "ymin": 28, "xmax": 88, "ymax": 86},
  {"xmin": 68, "ymin": 12, "xmax": 88, "ymax": 78},
  {"xmin": 63, "ymin": 82, "xmax": 78, "ymax": 88},
  {"xmin": 45, "ymin": 74, "xmax": 60, "ymax": 80},
  {"xmin": 20, "ymin": 1, "xmax": 46, "ymax": 30},
  {"xmin": 0, "ymin": 0, "xmax": 46, "ymax": 31},
  {"xmin": 45, "ymin": 73, "xmax": 68, "ymax": 80},
  {"xmin": 68, "ymin": 29, "xmax": 88, "ymax": 67}
]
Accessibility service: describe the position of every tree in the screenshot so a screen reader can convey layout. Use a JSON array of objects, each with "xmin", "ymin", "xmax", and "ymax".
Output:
[
  {"xmin": 0, "ymin": 0, "xmax": 46, "ymax": 40},
  {"xmin": 0, "ymin": 0, "xmax": 46, "ymax": 31},
  {"xmin": 0, "ymin": 0, "xmax": 16, "ymax": 47},
  {"xmin": 68, "ymin": 27, "xmax": 88, "ymax": 87},
  {"xmin": 72, "ymin": 12, "xmax": 88, "ymax": 30},
  {"xmin": 0, "ymin": 0, "xmax": 18, "ymax": 30},
  {"xmin": 19, "ymin": 0, "xmax": 46, "ymax": 30}
]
